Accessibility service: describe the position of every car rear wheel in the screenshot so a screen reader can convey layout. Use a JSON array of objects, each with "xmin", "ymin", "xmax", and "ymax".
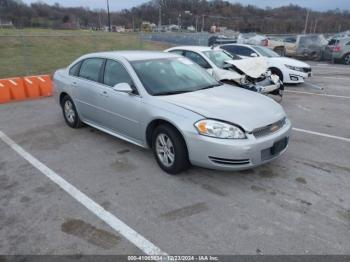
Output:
[
  {"xmin": 343, "ymin": 53, "xmax": 350, "ymax": 65},
  {"xmin": 152, "ymin": 124, "xmax": 190, "ymax": 174},
  {"xmin": 61, "ymin": 95, "xmax": 83, "ymax": 128}
]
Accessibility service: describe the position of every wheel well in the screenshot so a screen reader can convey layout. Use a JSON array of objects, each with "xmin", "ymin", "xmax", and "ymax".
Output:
[
  {"xmin": 146, "ymin": 119, "xmax": 186, "ymax": 149},
  {"xmin": 59, "ymin": 92, "xmax": 69, "ymax": 106},
  {"xmin": 342, "ymin": 52, "xmax": 350, "ymax": 59},
  {"xmin": 269, "ymin": 67, "xmax": 283, "ymax": 81},
  {"xmin": 273, "ymin": 46, "xmax": 285, "ymax": 51}
]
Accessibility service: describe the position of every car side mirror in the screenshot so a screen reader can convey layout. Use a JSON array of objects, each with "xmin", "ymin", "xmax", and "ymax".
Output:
[
  {"xmin": 250, "ymin": 53, "xmax": 258, "ymax": 57},
  {"xmin": 112, "ymin": 83, "xmax": 133, "ymax": 93}
]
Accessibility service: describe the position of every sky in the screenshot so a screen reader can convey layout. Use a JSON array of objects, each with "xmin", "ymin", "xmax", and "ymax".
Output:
[{"xmin": 22, "ymin": 0, "xmax": 350, "ymax": 11}]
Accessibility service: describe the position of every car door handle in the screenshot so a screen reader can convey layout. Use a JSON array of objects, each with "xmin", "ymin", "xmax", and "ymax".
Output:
[{"xmin": 72, "ymin": 81, "xmax": 78, "ymax": 87}]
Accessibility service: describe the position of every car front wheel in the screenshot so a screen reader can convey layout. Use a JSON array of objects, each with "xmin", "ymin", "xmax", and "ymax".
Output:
[
  {"xmin": 152, "ymin": 124, "xmax": 190, "ymax": 174},
  {"xmin": 61, "ymin": 95, "xmax": 83, "ymax": 128}
]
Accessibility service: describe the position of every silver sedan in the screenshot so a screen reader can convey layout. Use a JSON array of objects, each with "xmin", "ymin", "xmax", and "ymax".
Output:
[{"xmin": 54, "ymin": 51, "xmax": 292, "ymax": 174}]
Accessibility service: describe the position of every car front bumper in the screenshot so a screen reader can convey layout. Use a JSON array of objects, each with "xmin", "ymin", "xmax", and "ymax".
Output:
[
  {"xmin": 186, "ymin": 119, "xmax": 292, "ymax": 171},
  {"xmin": 284, "ymin": 69, "xmax": 312, "ymax": 83},
  {"xmin": 241, "ymin": 76, "xmax": 282, "ymax": 94}
]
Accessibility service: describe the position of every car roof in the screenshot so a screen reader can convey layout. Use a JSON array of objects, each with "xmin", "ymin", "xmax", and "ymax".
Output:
[
  {"xmin": 168, "ymin": 46, "xmax": 214, "ymax": 52},
  {"xmin": 80, "ymin": 51, "xmax": 180, "ymax": 62},
  {"xmin": 219, "ymin": 43, "xmax": 256, "ymax": 48}
]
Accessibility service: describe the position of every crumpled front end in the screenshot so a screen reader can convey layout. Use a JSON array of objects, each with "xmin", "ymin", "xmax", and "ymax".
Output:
[{"xmin": 240, "ymin": 72, "xmax": 283, "ymax": 96}]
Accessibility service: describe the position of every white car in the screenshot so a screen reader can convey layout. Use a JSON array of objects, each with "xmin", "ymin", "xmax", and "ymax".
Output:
[
  {"xmin": 165, "ymin": 46, "xmax": 283, "ymax": 97},
  {"xmin": 219, "ymin": 44, "xmax": 312, "ymax": 84}
]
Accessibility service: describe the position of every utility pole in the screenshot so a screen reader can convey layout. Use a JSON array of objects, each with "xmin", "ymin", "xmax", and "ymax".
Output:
[
  {"xmin": 98, "ymin": 10, "xmax": 102, "ymax": 30},
  {"xmin": 201, "ymin": 15, "xmax": 205, "ymax": 32},
  {"xmin": 303, "ymin": 9, "xmax": 309, "ymax": 34},
  {"xmin": 132, "ymin": 16, "xmax": 135, "ymax": 32},
  {"xmin": 313, "ymin": 19, "xmax": 318, "ymax": 34},
  {"xmin": 158, "ymin": 4, "xmax": 162, "ymax": 31},
  {"xmin": 314, "ymin": 19, "xmax": 318, "ymax": 33},
  {"xmin": 107, "ymin": 0, "xmax": 111, "ymax": 32}
]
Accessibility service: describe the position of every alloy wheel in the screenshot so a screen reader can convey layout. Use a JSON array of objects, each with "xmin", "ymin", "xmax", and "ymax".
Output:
[
  {"xmin": 156, "ymin": 133, "xmax": 175, "ymax": 167},
  {"xmin": 64, "ymin": 100, "xmax": 75, "ymax": 124},
  {"xmin": 344, "ymin": 54, "xmax": 350, "ymax": 65}
]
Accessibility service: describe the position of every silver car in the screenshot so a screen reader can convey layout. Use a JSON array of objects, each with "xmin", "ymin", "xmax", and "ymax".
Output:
[{"xmin": 54, "ymin": 51, "xmax": 292, "ymax": 174}]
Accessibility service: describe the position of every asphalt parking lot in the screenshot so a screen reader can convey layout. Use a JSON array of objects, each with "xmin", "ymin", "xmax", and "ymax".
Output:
[{"xmin": 0, "ymin": 61, "xmax": 349, "ymax": 255}]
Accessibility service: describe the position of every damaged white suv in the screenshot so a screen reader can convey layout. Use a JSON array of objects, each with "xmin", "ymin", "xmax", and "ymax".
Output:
[{"xmin": 165, "ymin": 46, "xmax": 283, "ymax": 99}]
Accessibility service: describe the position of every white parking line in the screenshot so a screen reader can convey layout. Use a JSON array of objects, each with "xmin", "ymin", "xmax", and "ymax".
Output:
[
  {"xmin": 285, "ymin": 90, "xmax": 350, "ymax": 99},
  {"xmin": 0, "ymin": 130, "xmax": 167, "ymax": 256},
  {"xmin": 293, "ymin": 128, "xmax": 350, "ymax": 143},
  {"xmin": 318, "ymin": 76, "xmax": 350, "ymax": 81},
  {"xmin": 303, "ymin": 82, "xmax": 324, "ymax": 90},
  {"xmin": 314, "ymin": 65, "xmax": 350, "ymax": 70}
]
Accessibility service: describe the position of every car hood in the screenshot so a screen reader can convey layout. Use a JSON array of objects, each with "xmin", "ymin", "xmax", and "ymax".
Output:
[
  {"xmin": 224, "ymin": 57, "xmax": 268, "ymax": 78},
  {"xmin": 211, "ymin": 68, "xmax": 243, "ymax": 82},
  {"xmin": 157, "ymin": 85, "xmax": 286, "ymax": 132},
  {"xmin": 269, "ymin": 57, "xmax": 310, "ymax": 68}
]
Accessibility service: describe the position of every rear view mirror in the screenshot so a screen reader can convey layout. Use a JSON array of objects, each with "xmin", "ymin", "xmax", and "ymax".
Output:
[
  {"xmin": 250, "ymin": 53, "xmax": 258, "ymax": 57},
  {"xmin": 112, "ymin": 83, "xmax": 133, "ymax": 93}
]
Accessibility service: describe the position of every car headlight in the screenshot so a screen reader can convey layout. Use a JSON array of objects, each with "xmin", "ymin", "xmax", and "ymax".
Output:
[
  {"xmin": 194, "ymin": 119, "xmax": 246, "ymax": 139},
  {"xmin": 285, "ymin": 64, "xmax": 304, "ymax": 72}
]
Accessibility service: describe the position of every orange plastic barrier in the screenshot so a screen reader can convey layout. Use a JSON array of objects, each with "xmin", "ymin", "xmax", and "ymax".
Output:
[
  {"xmin": 23, "ymin": 76, "xmax": 40, "ymax": 99},
  {"xmin": 8, "ymin": 78, "xmax": 26, "ymax": 101},
  {"xmin": 0, "ymin": 80, "xmax": 11, "ymax": 103},
  {"xmin": 0, "ymin": 74, "xmax": 53, "ymax": 104},
  {"xmin": 36, "ymin": 75, "xmax": 53, "ymax": 97}
]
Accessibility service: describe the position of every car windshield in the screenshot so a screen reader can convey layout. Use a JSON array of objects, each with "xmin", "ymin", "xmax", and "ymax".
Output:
[
  {"xmin": 253, "ymin": 46, "xmax": 280, "ymax": 57},
  {"xmin": 131, "ymin": 57, "xmax": 220, "ymax": 96},
  {"xmin": 203, "ymin": 50, "xmax": 240, "ymax": 68}
]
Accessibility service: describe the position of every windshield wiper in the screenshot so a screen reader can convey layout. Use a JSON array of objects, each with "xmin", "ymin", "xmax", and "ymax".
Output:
[{"xmin": 154, "ymin": 90, "xmax": 192, "ymax": 96}]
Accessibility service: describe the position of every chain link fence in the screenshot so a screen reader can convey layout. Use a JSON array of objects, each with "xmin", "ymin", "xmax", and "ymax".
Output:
[
  {"xmin": 141, "ymin": 32, "xmax": 211, "ymax": 46},
  {"xmin": 0, "ymin": 30, "xmax": 340, "ymax": 79}
]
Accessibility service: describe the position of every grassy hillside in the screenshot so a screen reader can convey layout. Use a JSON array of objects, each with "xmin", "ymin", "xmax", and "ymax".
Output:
[{"xmin": 0, "ymin": 29, "xmax": 170, "ymax": 78}]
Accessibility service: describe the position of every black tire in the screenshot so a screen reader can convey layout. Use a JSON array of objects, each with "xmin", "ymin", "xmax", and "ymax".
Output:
[
  {"xmin": 152, "ymin": 124, "xmax": 190, "ymax": 175},
  {"xmin": 270, "ymin": 68, "xmax": 284, "ymax": 83},
  {"xmin": 342, "ymin": 53, "xmax": 350, "ymax": 65},
  {"xmin": 61, "ymin": 95, "xmax": 83, "ymax": 128}
]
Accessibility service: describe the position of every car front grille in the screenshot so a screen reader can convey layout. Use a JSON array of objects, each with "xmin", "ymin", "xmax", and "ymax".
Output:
[
  {"xmin": 303, "ymin": 67, "xmax": 312, "ymax": 73},
  {"xmin": 209, "ymin": 156, "xmax": 250, "ymax": 166},
  {"xmin": 252, "ymin": 118, "xmax": 286, "ymax": 138}
]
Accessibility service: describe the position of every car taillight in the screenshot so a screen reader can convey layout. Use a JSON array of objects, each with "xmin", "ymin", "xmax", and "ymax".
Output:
[
  {"xmin": 333, "ymin": 45, "xmax": 341, "ymax": 52},
  {"xmin": 262, "ymin": 39, "xmax": 268, "ymax": 46}
]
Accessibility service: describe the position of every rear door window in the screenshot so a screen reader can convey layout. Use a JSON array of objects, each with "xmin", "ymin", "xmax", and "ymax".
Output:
[
  {"xmin": 79, "ymin": 58, "xmax": 104, "ymax": 82},
  {"xmin": 284, "ymin": 37, "xmax": 297, "ymax": 43},
  {"xmin": 221, "ymin": 45, "xmax": 238, "ymax": 54},
  {"xmin": 183, "ymin": 51, "xmax": 211, "ymax": 68},
  {"xmin": 230, "ymin": 46, "xmax": 255, "ymax": 57},
  {"xmin": 69, "ymin": 62, "xmax": 81, "ymax": 76}
]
